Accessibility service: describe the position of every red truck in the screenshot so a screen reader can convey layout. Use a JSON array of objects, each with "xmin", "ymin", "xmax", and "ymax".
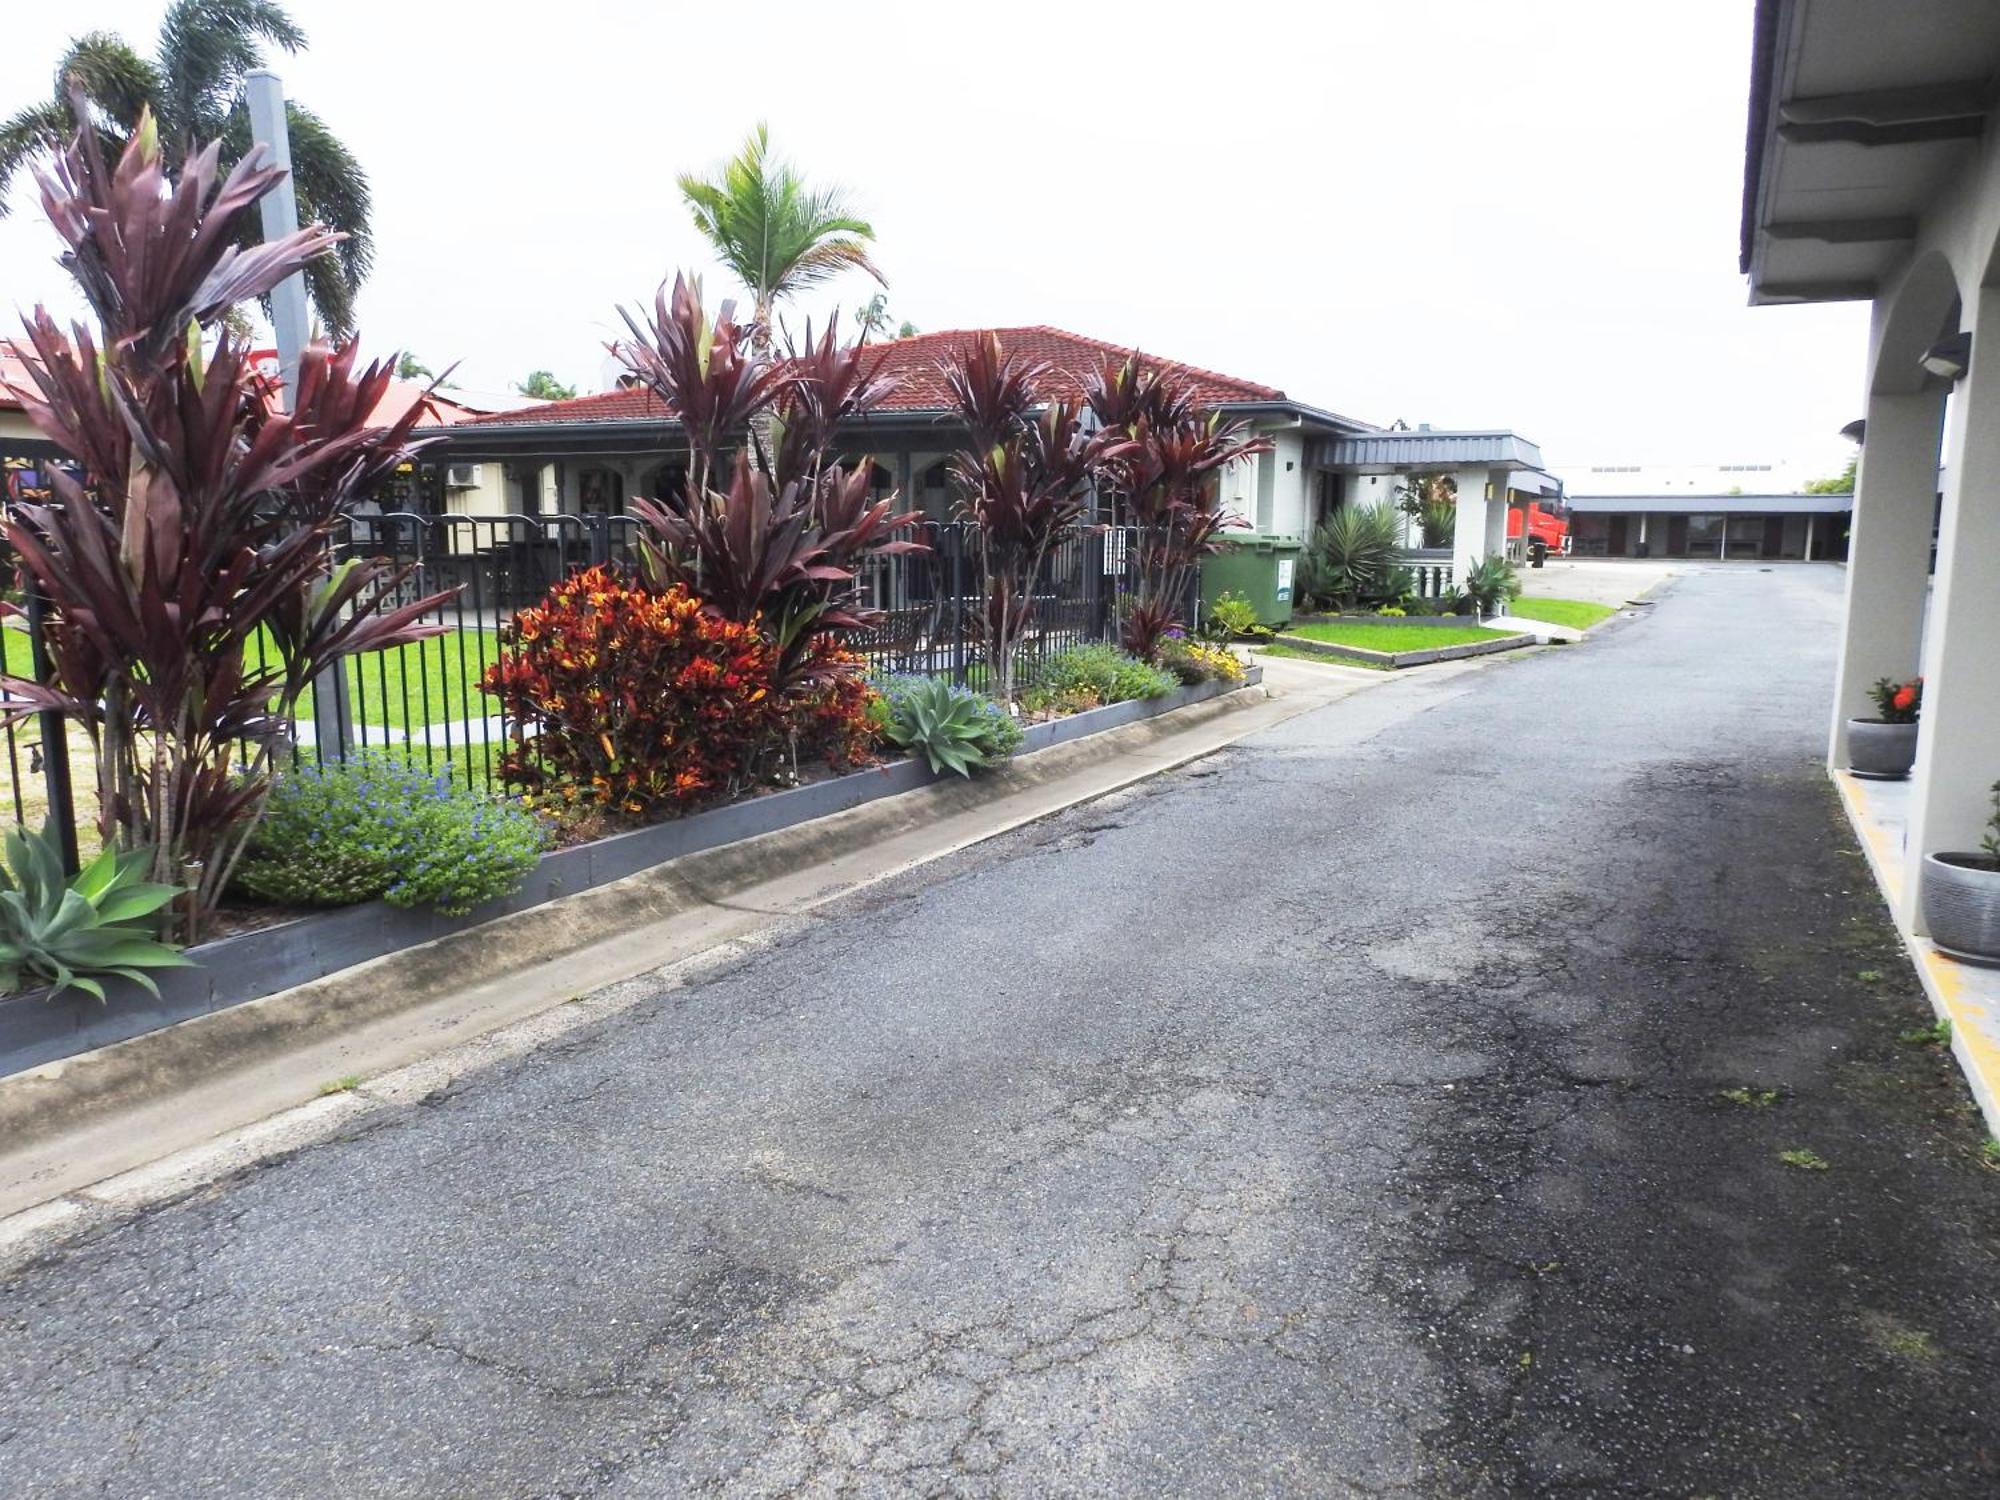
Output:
[{"xmin": 1508, "ymin": 499, "xmax": 1571, "ymax": 561}]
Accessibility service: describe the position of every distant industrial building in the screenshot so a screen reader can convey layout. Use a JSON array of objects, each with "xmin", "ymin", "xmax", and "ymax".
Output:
[
  {"xmin": 1556, "ymin": 461, "xmax": 1852, "ymax": 560},
  {"xmin": 1564, "ymin": 492, "xmax": 1850, "ymax": 560}
]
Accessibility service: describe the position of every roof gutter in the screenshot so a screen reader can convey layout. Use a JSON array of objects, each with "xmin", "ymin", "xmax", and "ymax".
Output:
[
  {"xmin": 1739, "ymin": 0, "xmax": 1788, "ymax": 276},
  {"xmin": 1213, "ymin": 399, "xmax": 1376, "ymax": 434}
]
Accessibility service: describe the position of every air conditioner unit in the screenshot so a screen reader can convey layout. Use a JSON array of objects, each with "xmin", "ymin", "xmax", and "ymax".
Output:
[{"xmin": 444, "ymin": 462, "xmax": 483, "ymax": 489}]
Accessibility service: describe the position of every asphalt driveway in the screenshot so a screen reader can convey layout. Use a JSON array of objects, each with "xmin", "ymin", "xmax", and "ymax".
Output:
[{"xmin": 3, "ymin": 562, "xmax": 1996, "ymax": 1497}]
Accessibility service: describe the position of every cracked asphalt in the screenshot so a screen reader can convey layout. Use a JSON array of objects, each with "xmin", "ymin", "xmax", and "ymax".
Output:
[{"xmin": 5, "ymin": 563, "xmax": 2000, "ymax": 1497}]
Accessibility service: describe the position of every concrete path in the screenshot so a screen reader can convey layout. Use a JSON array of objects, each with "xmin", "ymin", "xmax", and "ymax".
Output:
[
  {"xmin": 5, "ymin": 567, "xmax": 1999, "ymax": 1497},
  {"xmin": 1516, "ymin": 554, "xmax": 1688, "ymax": 606}
]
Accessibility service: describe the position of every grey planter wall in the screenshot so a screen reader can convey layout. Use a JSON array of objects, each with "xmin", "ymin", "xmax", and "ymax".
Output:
[{"xmin": 0, "ymin": 667, "xmax": 1256, "ymax": 1076}]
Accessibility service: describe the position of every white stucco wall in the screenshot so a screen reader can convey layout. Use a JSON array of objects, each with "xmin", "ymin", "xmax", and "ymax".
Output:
[
  {"xmin": 1219, "ymin": 427, "xmax": 1311, "ymax": 538},
  {"xmin": 0, "ymin": 410, "xmax": 42, "ymax": 445},
  {"xmin": 441, "ymin": 460, "xmax": 513, "ymax": 518}
]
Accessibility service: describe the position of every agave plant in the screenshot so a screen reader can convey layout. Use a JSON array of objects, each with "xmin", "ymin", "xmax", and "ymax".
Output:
[
  {"xmin": 939, "ymin": 334, "xmax": 1131, "ymax": 702},
  {"xmin": 1086, "ymin": 355, "xmax": 1270, "ymax": 661},
  {"xmin": 879, "ymin": 677, "xmax": 1005, "ymax": 777},
  {"xmin": 0, "ymin": 102, "xmax": 455, "ymax": 939},
  {"xmin": 0, "ymin": 826, "xmax": 191, "ymax": 1001}
]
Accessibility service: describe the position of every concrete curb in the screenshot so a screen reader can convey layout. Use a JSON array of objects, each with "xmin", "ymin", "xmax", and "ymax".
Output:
[
  {"xmin": 1272, "ymin": 630, "xmax": 1535, "ymax": 670},
  {"xmin": 0, "ymin": 672, "xmax": 1254, "ymax": 1079},
  {"xmin": 0, "ymin": 676, "xmax": 1288, "ymax": 1171}
]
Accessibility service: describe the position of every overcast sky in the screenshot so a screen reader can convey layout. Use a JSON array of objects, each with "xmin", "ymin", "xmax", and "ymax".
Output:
[{"xmin": 0, "ymin": 0, "xmax": 1868, "ymax": 477}]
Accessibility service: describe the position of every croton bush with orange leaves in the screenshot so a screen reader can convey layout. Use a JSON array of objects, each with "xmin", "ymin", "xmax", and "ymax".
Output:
[{"xmin": 481, "ymin": 567, "xmax": 876, "ymax": 819}]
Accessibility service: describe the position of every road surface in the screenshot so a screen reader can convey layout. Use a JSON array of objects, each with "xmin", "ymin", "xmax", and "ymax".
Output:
[{"xmin": 4, "ymin": 563, "xmax": 1997, "ymax": 1497}]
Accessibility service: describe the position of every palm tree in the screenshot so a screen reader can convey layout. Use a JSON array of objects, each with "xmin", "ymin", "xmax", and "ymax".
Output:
[
  {"xmin": 0, "ymin": 3, "xmax": 371, "ymax": 338},
  {"xmin": 678, "ymin": 123, "xmax": 883, "ymax": 351},
  {"xmin": 856, "ymin": 292, "xmax": 893, "ymax": 339}
]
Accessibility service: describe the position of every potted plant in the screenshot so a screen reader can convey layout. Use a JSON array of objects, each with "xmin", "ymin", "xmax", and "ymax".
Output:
[
  {"xmin": 1848, "ymin": 676, "xmax": 1922, "ymax": 779},
  {"xmin": 1920, "ymin": 781, "xmax": 2000, "ymax": 964}
]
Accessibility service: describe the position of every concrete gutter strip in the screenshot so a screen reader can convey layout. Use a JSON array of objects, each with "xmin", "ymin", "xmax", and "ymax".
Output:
[{"xmin": 0, "ymin": 665, "xmax": 1397, "ymax": 1241}]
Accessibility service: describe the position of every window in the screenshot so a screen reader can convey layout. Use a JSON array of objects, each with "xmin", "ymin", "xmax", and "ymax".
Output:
[{"xmin": 1684, "ymin": 513, "xmax": 1723, "ymax": 557}]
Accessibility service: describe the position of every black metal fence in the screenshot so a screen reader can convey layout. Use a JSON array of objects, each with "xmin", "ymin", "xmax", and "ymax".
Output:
[{"xmin": 3, "ymin": 513, "xmax": 1159, "ymax": 853}]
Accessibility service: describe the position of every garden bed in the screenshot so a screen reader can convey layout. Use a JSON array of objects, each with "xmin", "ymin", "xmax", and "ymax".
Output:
[{"xmin": 0, "ymin": 668, "xmax": 1258, "ymax": 1078}]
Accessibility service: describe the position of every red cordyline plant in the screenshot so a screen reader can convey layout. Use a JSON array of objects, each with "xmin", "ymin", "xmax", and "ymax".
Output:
[
  {"xmin": 0, "ymin": 104, "xmax": 453, "ymax": 940},
  {"xmin": 610, "ymin": 273, "xmax": 923, "ymax": 691},
  {"xmin": 1085, "ymin": 355, "xmax": 1271, "ymax": 661},
  {"xmin": 940, "ymin": 334, "xmax": 1132, "ymax": 702}
]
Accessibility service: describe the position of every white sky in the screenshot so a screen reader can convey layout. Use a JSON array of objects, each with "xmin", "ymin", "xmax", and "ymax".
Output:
[{"xmin": 0, "ymin": 0, "xmax": 1868, "ymax": 477}]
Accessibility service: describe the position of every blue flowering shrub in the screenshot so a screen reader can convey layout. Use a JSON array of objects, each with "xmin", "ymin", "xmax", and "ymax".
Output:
[{"xmin": 238, "ymin": 754, "xmax": 546, "ymax": 916}]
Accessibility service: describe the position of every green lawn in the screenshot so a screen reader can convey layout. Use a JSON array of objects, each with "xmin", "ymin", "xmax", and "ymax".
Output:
[
  {"xmin": 4, "ymin": 624, "xmax": 502, "ymax": 729},
  {"xmin": 1286, "ymin": 620, "xmax": 1520, "ymax": 652},
  {"xmin": 308, "ymin": 629, "xmax": 503, "ymax": 728},
  {"xmin": 1509, "ymin": 596, "xmax": 1617, "ymax": 631}
]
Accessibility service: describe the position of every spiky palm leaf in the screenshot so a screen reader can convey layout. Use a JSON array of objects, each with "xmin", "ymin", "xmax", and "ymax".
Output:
[{"xmin": 677, "ymin": 123, "xmax": 883, "ymax": 345}]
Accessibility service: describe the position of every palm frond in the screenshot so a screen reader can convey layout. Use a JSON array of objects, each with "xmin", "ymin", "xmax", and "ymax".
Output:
[
  {"xmin": 219, "ymin": 99, "xmax": 370, "ymax": 339},
  {"xmin": 678, "ymin": 122, "xmax": 881, "ymax": 314},
  {"xmin": 157, "ymin": 0, "xmax": 306, "ymax": 141},
  {"xmin": 51, "ymin": 34, "xmax": 161, "ymax": 138},
  {"xmin": 0, "ymin": 101, "xmax": 72, "ymax": 217}
]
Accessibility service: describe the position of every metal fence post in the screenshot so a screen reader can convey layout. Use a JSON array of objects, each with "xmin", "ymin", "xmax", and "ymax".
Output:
[
  {"xmin": 24, "ymin": 587, "xmax": 78, "ymax": 873},
  {"xmin": 949, "ymin": 524, "xmax": 968, "ymax": 688},
  {"xmin": 249, "ymin": 69, "xmax": 353, "ymax": 764}
]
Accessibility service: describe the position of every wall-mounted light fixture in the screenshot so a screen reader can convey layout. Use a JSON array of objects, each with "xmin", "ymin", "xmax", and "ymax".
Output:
[
  {"xmin": 1920, "ymin": 331, "xmax": 1972, "ymax": 382},
  {"xmin": 1838, "ymin": 418, "xmax": 1866, "ymax": 445}
]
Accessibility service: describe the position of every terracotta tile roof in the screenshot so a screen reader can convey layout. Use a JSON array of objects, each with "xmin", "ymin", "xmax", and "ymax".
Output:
[{"xmin": 454, "ymin": 325, "xmax": 1293, "ymax": 429}]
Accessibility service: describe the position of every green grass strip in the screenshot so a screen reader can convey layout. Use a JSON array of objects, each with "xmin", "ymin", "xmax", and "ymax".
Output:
[
  {"xmin": 1285, "ymin": 620, "xmax": 1520, "ymax": 651},
  {"xmin": 1509, "ymin": 596, "xmax": 1617, "ymax": 630}
]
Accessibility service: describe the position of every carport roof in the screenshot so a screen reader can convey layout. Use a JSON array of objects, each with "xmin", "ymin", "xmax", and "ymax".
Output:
[
  {"xmin": 1740, "ymin": 0, "xmax": 2000, "ymax": 304},
  {"xmin": 1568, "ymin": 492, "xmax": 1852, "ymax": 514},
  {"xmin": 1317, "ymin": 429, "xmax": 1545, "ymax": 471}
]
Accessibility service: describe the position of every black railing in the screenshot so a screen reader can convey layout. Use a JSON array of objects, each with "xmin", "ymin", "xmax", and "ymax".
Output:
[{"xmin": 4, "ymin": 513, "xmax": 1154, "ymax": 856}]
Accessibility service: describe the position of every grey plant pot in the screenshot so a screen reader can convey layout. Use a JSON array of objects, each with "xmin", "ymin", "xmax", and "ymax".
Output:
[
  {"xmin": 1921, "ymin": 853, "xmax": 2000, "ymax": 965},
  {"xmin": 1847, "ymin": 718, "xmax": 1919, "ymax": 780}
]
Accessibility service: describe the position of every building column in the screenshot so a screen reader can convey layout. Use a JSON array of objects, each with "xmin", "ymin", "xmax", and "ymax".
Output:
[
  {"xmin": 1451, "ymin": 468, "xmax": 1491, "ymax": 579},
  {"xmin": 1485, "ymin": 470, "xmax": 1510, "ymax": 559},
  {"xmin": 1901, "ymin": 287, "xmax": 2000, "ymax": 931},
  {"xmin": 1826, "ymin": 388, "xmax": 1945, "ymax": 768}
]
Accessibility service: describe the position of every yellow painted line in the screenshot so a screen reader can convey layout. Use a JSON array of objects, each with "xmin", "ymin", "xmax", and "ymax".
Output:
[
  {"xmin": 1831, "ymin": 770, "xmax": 2000, "ymax": 1135},
  {"xmin": 1918, "ymin": 947, "xmax": 2000, "ymax": 1132},
  {"xmin": 1834, "ymin": 772, "xmax": 1905, "ymax": 909}
]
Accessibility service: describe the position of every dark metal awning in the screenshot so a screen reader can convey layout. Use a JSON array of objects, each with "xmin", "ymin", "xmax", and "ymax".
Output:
[{"xmin": 1314, "ymin": 429, "xmax": 1546, "ymax": 472}]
